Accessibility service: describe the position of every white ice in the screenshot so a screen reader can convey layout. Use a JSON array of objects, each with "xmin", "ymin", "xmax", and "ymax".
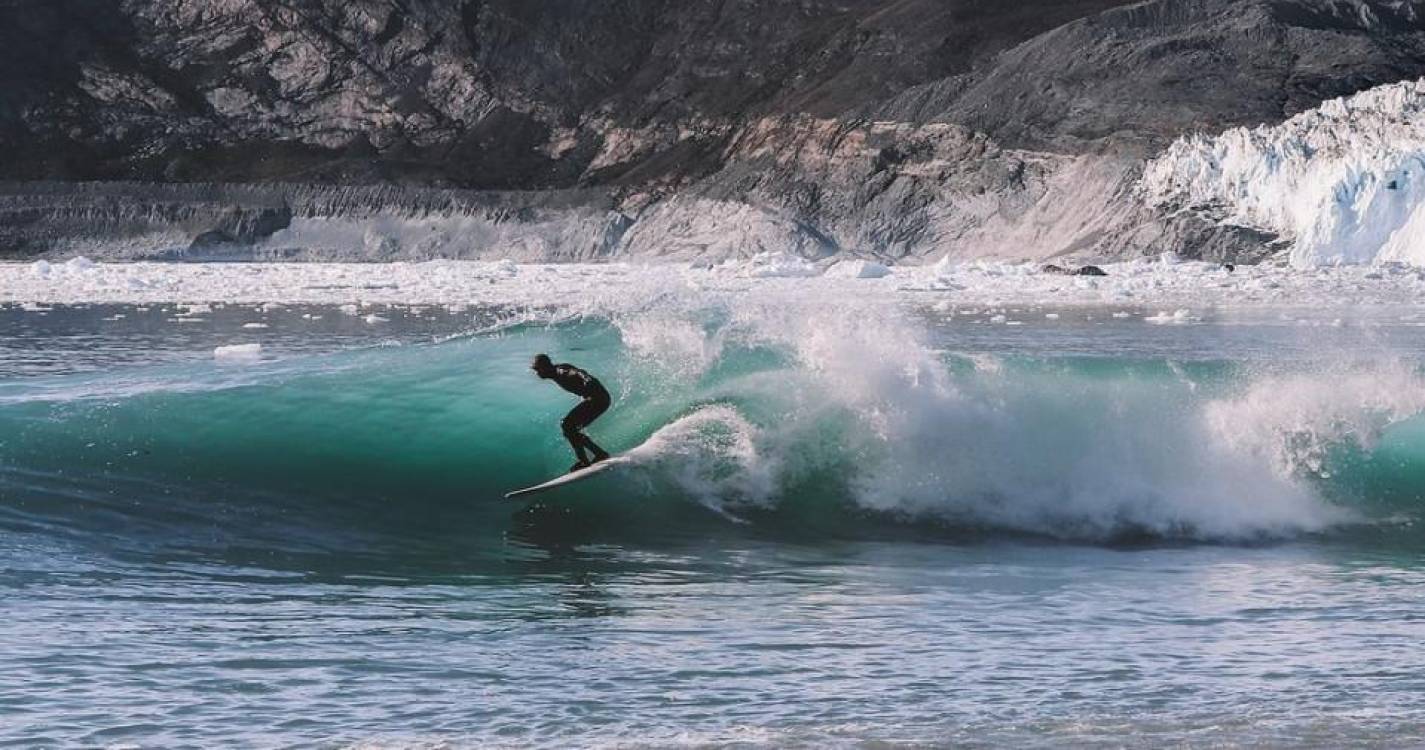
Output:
[
  {"xmin": 4, "ymin": 254, "xmax": 1425, "ymax": 312},
  {"xmin": 213, "ymin": 343, "xmax": 262, "ymax": 361},
  {"xmin": 1142, "ymin": 77, "xmax": 1425, "ymax": 267}
]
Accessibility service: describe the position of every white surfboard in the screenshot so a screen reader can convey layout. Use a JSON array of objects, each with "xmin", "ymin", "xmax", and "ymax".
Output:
[{"xmin": 504, "ymin": 456, "xmax": 634, "ymax": 499}]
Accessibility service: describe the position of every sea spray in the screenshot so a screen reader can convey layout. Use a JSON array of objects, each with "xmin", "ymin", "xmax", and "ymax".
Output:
[
  {"xmin": 624, "ymin": 405, "xmax": 777, "ymax": 520},
  {"xmin": 1205, "ymin": 361, "xmax": 1425, "ymax": 479},
  {"xmin": 607, "ymin": 295, "xmax": 1398, "ymax": 539}
]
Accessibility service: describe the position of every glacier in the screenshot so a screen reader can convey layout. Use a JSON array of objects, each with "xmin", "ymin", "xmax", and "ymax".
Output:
[{"xmin": 1141, "ymin": 78, "xmax": 1425, "ymax": 267}]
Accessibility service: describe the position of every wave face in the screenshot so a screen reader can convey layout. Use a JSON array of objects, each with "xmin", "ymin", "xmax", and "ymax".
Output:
[{"xmin": 3, "ymin": 298, "xmax": 1425, "ymax": 552}]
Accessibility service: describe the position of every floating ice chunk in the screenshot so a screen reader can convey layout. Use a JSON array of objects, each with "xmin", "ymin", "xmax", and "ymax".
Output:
[
  {"xmin": 932, "ymin": 254, "xmax": 957, "ymax": 277},
  {"xmin": 1145, "ymin": 309, "xmax": 1196, "ymax": 324},
  {"xmin": 242, "ymin": 323, "xmax": 269, "ymax": 329},
  {"xmin": 364, "ymin": 314, "xmax": 388, "ymax": 324},
  {"xmin": 824, "ymin": 259, "xmax": 891, "ymax": 279},
  {"xmin": 29, "ymin": 257, "xmax": 95, "ymax": 277},
  {"xmin": 726, "ymin": 251, "xmax": 820, "ymax": 278},
  {"xmin": 214, "ymin": 344, "xmax": 262, "ymax": 361}
]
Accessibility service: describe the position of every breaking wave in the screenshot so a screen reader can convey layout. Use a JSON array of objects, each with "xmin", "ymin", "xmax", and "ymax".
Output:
[{"xmin": 3, "ymin": 294, "xmax": 1425, "ymax": 554}]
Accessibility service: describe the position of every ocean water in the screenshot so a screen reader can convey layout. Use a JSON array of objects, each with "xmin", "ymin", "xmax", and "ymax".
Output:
[{"xmin": 4, "ymin": 297, "xmax": 1425, "ymax": 748}]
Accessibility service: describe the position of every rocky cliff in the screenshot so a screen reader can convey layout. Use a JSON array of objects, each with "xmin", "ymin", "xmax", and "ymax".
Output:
[{"xmin": 2, "ymin": 0, "xmax": 1423, "ymax": 262}]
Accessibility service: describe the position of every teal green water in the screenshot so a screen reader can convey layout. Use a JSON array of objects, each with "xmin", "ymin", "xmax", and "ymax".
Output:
[{"xmin": 4, "ymin": 303, "xmax": 1425, "ymax": 747}]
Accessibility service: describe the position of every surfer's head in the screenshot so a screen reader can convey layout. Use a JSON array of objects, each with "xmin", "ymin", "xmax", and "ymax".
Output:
[{"xmin": 531, "ymin": 353, "xmax": 554, "ymax": 377}]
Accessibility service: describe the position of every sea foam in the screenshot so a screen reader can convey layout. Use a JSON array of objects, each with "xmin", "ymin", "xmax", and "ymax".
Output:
[{"xmin": 604, "ymin": 292, "xmax": 1409, "ymax": 540}]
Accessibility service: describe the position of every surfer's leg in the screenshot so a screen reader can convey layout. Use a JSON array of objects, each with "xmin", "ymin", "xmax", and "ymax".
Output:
[
  {"xmin": 563, "ymin": 397, "xmax": 610, "ymax": 463},
  {"xmin": 581, "ymin": 434, "xmax": 609, "ymax": 462},
  {"xmin": 580, "ymin": 396, "xmax": 611, "ymax": 461},
  {"xmin": 561, "ymin": 405, "xmax": 592, "ymax": 465}
]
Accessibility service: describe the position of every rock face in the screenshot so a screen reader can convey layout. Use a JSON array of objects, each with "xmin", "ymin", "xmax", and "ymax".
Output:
[{"xmin": 1, "ymin": 0, "xmax": 1423, "ymax": 262}]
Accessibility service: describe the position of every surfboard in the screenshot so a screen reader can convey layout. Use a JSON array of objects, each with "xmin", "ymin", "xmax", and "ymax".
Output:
[{"xmin": 504, "ymin": 456, "xmax": 633, "ymax": 499}]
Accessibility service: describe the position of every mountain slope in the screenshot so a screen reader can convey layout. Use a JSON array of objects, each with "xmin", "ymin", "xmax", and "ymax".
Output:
[{"xmin": 1, "ymin": 0, "xmax": 1423, "ymax": 262}]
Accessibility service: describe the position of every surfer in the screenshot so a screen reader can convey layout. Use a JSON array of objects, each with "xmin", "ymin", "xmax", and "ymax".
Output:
[{"xmin": 531, "ymin": 354, "xmax": 612, "ymax": 472}]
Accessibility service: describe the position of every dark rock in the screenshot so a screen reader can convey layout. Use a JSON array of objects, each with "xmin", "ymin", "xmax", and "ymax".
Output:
[
  {"xmin": 187, "ymin": 206, "xmax": 293, "ymax": 250},
  {"xmin": 4, "ymin": 0, "xmax": 1422, "ymax": 186},
  {"xmin": 1, "ymin": 0, "xmax": 1422, "ymax": 262}
]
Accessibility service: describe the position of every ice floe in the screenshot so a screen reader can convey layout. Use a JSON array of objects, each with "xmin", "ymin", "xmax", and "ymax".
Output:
[
  {"xmin": 2, "ymin": 256, "xmax": 1425, "ymax": 312},
  {"xmin": 213, "ymin": 343, "xmax": 262, "ymax": 361}
]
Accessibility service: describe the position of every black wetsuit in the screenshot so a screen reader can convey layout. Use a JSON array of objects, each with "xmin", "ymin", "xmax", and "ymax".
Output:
[{"xmin": 549, "ymin": 364, "xmax": 611, "ymax": 465}]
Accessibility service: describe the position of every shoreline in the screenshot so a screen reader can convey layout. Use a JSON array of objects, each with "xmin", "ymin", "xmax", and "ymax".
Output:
[{"xmin": 3, "ymin": 256, "xmax": 1425, "ymax": 310}]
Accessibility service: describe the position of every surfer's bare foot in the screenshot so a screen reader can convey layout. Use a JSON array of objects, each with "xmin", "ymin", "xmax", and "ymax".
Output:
[
  {"xmin": 569, "ymin": 460, "xmax": 591, "ymax": 473},
  {"xmin": 591, "ymin": 451, "xmax": 610, "ymax": 463}
]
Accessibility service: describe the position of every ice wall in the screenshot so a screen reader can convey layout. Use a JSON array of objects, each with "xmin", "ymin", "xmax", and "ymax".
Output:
[
  {"xmin": 1141, "ymin": 78, "xmax": 1425, "ymax": 267},
  {"xmin": 0, "ymin": 182, "xmax": 630, "ymax": 262}
]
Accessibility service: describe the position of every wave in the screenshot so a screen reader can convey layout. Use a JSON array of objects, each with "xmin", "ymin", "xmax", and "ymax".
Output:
[{"xmin": 3, "ymin": 296, "xmax": 1425, "ymax": 555}]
